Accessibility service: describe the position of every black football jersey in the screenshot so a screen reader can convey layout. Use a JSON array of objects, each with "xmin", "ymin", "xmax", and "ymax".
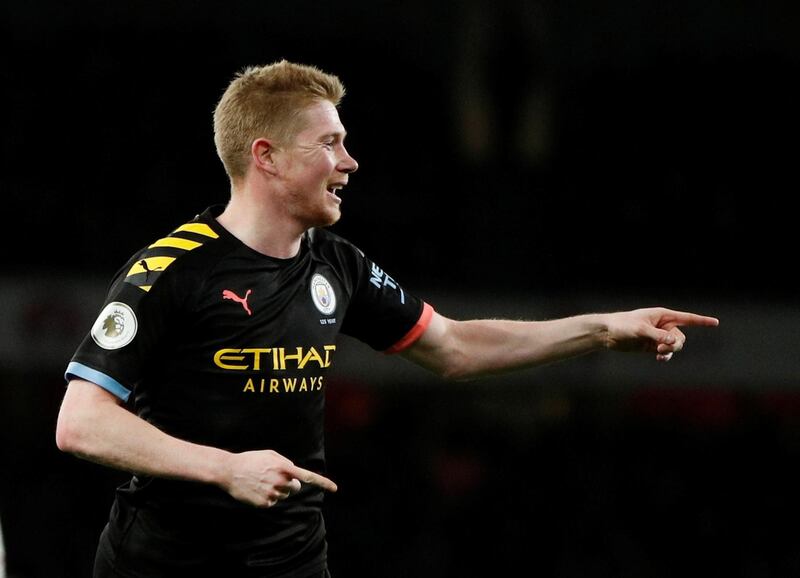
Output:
[{"xmin": 65, "ymin": 205, "xmax": 433, "ymax": 573}]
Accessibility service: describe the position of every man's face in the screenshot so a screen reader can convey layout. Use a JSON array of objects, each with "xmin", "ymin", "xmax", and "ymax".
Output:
[{"xmin": 275, "ymin": 100, "xmax": 358, "ymax": 229}]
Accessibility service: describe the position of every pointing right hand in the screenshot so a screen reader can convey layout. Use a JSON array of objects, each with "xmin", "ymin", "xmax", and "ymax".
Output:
[{"xmin": 221, "ymin": 449, "xmax": 337, "ymax": 508}]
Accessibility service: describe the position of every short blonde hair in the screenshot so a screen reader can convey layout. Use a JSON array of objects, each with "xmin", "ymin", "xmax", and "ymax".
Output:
[{"xmin": 213, "ymin": 60, "xmax": 346, "ymax": 180}]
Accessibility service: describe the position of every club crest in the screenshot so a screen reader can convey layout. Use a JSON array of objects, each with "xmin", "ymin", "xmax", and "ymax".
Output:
[{"xmin": 310, "ymin": 274, "xmax": 336, "ymax": 316}]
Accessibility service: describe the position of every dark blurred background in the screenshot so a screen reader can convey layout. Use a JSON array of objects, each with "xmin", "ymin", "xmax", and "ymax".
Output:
[{"xmin": 2, "ymin": 1, "xmax": 799, "ymax": 576}]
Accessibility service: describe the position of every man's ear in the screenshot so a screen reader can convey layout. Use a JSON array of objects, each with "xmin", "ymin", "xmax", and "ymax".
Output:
[{"xmin": 251, "ymin": 138, "xmax": 279, "ymax": 176}]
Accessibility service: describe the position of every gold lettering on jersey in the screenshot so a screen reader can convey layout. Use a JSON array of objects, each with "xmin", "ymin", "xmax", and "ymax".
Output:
[
  {"xmin": 242, "ymin": 376, "xmax": 324, "ymax": 394},
  {"xmin": 214, "ymin": 345, "xmax": 336, "ymax": 371},
  {"xmin": 214, "ymin": 350, "xmax": 248, "ymax": 370}
]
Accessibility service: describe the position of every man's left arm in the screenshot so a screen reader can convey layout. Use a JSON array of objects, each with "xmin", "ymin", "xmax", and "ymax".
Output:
[{"xmin": 401, "ymin": 307, "xmax": 719, "ymax": 380}]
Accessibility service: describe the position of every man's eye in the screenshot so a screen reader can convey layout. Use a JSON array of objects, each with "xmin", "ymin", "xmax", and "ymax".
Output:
[{"xmin": 322, "ymin": 142, "xmax": 334, "ymax": 149}]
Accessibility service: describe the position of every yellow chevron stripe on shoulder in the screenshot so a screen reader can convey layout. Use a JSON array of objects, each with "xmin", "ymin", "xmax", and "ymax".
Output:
[
  {"xmin": 124, "ymin": 220, "xmax": 219, "ymax": 290},
  {"xmin": 173, "ymin": 222, "xmax": 219, "ymax": 238},
  {"xmin": 148, "ymin": 237, "xmax": 203, "ymax": 250},
  {"xmin": 126, "ymin": 256, "xmax": 176, "ymax": 277}
]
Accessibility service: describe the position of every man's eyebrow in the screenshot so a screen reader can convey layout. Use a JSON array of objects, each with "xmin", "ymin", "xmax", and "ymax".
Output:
[{"xmin": 320, "ymin": 130, "xmax": 347, "ymax": 141}]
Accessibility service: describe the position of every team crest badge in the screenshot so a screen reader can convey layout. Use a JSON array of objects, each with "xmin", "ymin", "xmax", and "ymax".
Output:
[
  {"xmin": 310, "ymin": 274, "xmax": 336, "ymax": 315},
  {"xmin": 91, "ymin": 302, "xmax": 138, "ymax": 350}
]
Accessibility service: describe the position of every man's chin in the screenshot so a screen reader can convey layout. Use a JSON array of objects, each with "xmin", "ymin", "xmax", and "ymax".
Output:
[{"xmin": 307, "ymin": 210, "xmax": 341, "ymax": 229}]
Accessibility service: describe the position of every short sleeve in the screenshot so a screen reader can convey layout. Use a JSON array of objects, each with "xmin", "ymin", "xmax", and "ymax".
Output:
[
  {"xmin": 64, "ymin": 262, "xmax": 179, "ymax": 401},
  {"xmin": 339, "ymin": 250, "xmax": 434, "ymax": 353}
]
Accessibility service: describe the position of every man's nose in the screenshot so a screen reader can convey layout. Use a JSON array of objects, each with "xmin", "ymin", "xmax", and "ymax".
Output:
[{"xmin": 340, "ymin": 148, "xmax": 358, "ymax": 173}]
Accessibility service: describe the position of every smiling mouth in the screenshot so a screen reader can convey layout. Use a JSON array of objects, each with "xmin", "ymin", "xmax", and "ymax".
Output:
[{"xmin": 326, "ymin": 184, "xmax": 345, "ymax": 202}]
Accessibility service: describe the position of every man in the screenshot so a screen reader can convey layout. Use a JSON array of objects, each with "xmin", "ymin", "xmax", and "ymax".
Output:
[{"xmin": 56, "ymin": 60, "xmax": 719, "ymax": 577}]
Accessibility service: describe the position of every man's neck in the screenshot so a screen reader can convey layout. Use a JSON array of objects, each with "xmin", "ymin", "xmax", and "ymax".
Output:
[{"xmin": 216, "ymin": 186, "xmax": 305, "ymax": 259}]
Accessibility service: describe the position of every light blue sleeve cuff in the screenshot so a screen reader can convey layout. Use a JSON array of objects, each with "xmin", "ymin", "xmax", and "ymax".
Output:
[{"xmin": 65, "ymin": 362, "xmax": 132, "ymax": 402}]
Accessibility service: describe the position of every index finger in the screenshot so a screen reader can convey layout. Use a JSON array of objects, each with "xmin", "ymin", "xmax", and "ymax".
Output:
[
  {"xmin": 285, "ymin": 465, "xmax": 338, "ymax": 493},
  {"xmin": 664, "ymin": 310, "xmax": 720, "ymax": 327}
]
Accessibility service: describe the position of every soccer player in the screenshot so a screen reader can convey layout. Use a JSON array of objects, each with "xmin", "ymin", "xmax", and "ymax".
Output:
[{"xmin": 55, "ymin": 60, "xmax": 719, "ymax": 577}]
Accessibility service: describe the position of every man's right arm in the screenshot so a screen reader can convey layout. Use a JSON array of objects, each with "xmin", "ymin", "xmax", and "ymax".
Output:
[{"xmin": 55, "ymin": 379, "xmax": 336, "ymax": 507}]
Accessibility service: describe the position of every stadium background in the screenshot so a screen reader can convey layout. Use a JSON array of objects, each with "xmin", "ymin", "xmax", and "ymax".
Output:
[{"xmin": 1, "ymin": 1, "xmax": 798, "ymax": 576}]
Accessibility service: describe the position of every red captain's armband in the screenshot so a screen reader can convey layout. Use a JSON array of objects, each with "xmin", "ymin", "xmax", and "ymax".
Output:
[{"xmin": 384, "ymin": 303, "xmax": 435, "ymax": 354}]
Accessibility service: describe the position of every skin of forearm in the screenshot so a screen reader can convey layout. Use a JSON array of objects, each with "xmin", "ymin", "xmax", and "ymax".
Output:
[
  {"xmin": 56, "ymin": 384, "xmax": 230, "ymax": 486},
  {"xmin": 441, "ymin": 314, "xmax": 609, "ymax": 380}
]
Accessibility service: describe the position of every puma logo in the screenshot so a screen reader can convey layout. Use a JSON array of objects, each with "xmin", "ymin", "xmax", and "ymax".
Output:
[
  {"xmin": 222, "ymin": 289, "xmax": 253, "ymax": 316},
  {"xmin": 139, "ymin": 259, "xmax": 162, "ymax": 282}
]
